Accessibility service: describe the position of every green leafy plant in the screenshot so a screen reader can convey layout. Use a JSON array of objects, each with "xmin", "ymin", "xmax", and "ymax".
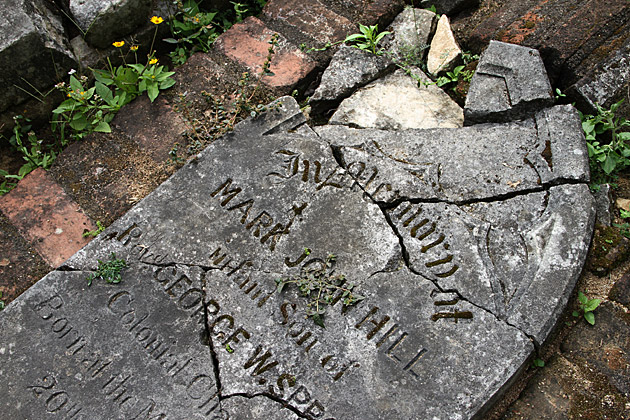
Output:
[
  {"xmin": 0, "ymin": 291, "xmax": 5, "ymax": 310},
  {"xmin": 343, "ymin": 24, "xmax": 390, "ymax": 55},
  {"xmin": 52, "ymin": 74, "xmax": 125, "ymax": 141},
  {"xmin": 275, "ymin": 253, "xmax": 365, "ymax": 327},
  {"xmin": 532, "ymin": 358, "xmax": 545, "ymax": 368},
  {"xmin": 53, "ymin": 17, "xmax": 175, "ymax": 143},
  {"xmin": 86, "ymin": 253, "xmax": 128, "ymax": 286},
  {"xmin": 581, "ymin": 100, "xmax": 630, "ymax": 182},
  {"xmin": 301, "ymin": 23, "xmax": 390, "ymax": 55},
  {"xmin": 434, "ymin": 65, "xmax": 474, "ymax": 90},
  {"xmin": 83, "ymin": 220, "xmax": 106, "ymax": 238},
  {"xmin": 166, "ymin": 0, "xmax": 267, "ymax": 65},
  {"xmin": 613, "ymin": 208, "xmax": 630, "ymax": 238},
  {"xmin": 165, "ymin": 0, "xmax": 219, "ymax": 65},
  {"xmin": 572, "ymin": 291, "xmax": 601, "ymax": 325},
  {"xmin": 1, "ymin": 116, "xmax": 61, "ymax": 195}
]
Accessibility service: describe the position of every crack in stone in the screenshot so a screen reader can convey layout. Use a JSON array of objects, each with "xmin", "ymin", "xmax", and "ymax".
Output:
[
  {"xmin": 221, "ymin": 391, "xmax": 312, "ymax": 419},
  {"xmin": 327, "ymin": 143, "xmax": 558, "ymax": 345}
]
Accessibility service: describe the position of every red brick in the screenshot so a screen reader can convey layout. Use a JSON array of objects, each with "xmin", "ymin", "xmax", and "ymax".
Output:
[
  {"xmin": 112, "ymin": 95, "xmax": 186, "ymax": 162},
  {"xmin": 263, "ymin": 0, "xmax": 357, "ymax": 44},
  {"xmin": 214, "ymin": 17, "xmax": 317, "ymax": 93},
  {"xmin": 0, "ymin": 168, "xmax": 96, "ymax": 267}
]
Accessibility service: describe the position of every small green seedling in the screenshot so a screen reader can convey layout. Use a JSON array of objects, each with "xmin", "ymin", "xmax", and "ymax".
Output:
[
  {"xmin": 344, "ymin": 24, "xmax": 391, "ymax": 55},
  {"xmin": 86, "ymin": 253, "xmax": 127, "ymax": 286},
  {"xmin": 0, "ymin": 291, "xmax": 5, "ymax": 310},
  {"xmin": 572, "ymin": 291, "xmax": 601, "ymax": 325},
  {"xmin": 613, "ymin": 208, "xmax": 630, "ymax": 239},
  {"xmin": 83, "ymin": 220, "xmax": 105, "ymax": 238},
  {"xmin": 532, "ymin": 358, "xmax": 545, "ymax": 368},
  {"xmin": 225, "ymin": 344, "xmax": 234, "ymax": 353}
]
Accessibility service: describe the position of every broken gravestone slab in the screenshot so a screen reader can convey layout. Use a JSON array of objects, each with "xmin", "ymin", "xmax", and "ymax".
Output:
[
  {"xmin": 330, "ymin": 68, "xmax": 464, "ymax": 129},
  {"xmin": 464, "ymin": 40, "xmax": 554, "ymax": 125},
  {"xmin": 318, "ymin": 104, "xmax": 595, "ymax": 344},
  {"xmin": 309, "ymin": 45, "xmax": 394, "ymax": 112},
  {"xmin": 321, "ymin": 105, "xmax": 588, "ymax": 203},
  {"xmin": 0, "ymin": 96, "xmax": 594, "ymax": 419},
  {"xmin": 0, "ymin": 0, "xmax": 77, "ymax": 114}
]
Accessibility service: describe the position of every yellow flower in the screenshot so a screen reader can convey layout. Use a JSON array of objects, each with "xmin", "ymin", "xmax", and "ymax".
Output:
[
  {"xmin": 130, "ymin": 45, "xmax": 139, "ymax": 51},
  {"xmin": 150, "ymin": 16, "xmax": 164, "ymax": 25},
  {"xmin": 112, "ymin": 41, "xmax": 125, "ymax": 48},
  {"xmin": 149, "ymin": 58, "xmax": 158, "ymax": 65}
]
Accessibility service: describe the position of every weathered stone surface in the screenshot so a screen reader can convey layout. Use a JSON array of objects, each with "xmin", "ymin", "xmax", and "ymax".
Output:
[
  {"xmin": 0, "ymin": 96, "xmax": 595, "ymax": 418},
  {"xmin": 0, "ymin": 266, "xmax": 219, "ymax": 419},
  {"xmin": 427, "ymin": 14, "xmax": 461, "ymax": 76},
  {"xmin": 310, "ymin": 45, "xmax": 394, "ymax": 106},
  {"xmin": 0, "ymin": 0, "xmax": 77, "ymax": 114},
  {"xmin": 0, "ymin": 214, "xmax": 51, "ymax": 305},
  {"xmin": 593, "ymin": 183, "xmax": 613, "ymax": 226},
  {"xmin": 321, "ymin": 105, "xmax": 588, "ymax": 203},
  {"xmin": 383, "ymin": 7, "xmax": 437, "ymax": 62},
  {"xmin": 567, "ymin": 36, "xmax": 630, "ymax": 113},
  {"xmin": 464, "ymin": 40, "xmax": 554, "ymax": 125},
  {"xmin": 112, "ymin": 96, "xmax": 186, "ymax": 162},
  {"xmin": 69, "ymin": 0, "xmax": 153, "ymax": 49},
  {"xmin": 329, "ymin": 69, "xmax": 464, "ymax": 129}
]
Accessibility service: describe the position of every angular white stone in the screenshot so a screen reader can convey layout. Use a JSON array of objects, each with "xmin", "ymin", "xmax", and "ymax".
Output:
[
  {"xmin": 330, "ymin": 68, "xmax": 463, "ymax": 130},
  {"xmin": 427, "ymin": 14, "xmax": 461, "ymax": 76}
]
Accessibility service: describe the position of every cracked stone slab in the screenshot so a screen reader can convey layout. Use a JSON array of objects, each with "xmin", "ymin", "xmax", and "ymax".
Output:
[
  {"xmin": 0, "ymin": 265, "xmax": 220, "ymax": 418},
  {"xmin": 464, "ymin": 40, "xmax": 554, "ymax": 125},
  {"xmin": 320, "ymin": 105, "xmax": 589, "ymax": 203},
  {"xmin": 0, "ymin": 96, "xmax": 595, "ymax": 419},
  {"xmin": 309, "ymin": 45, "xmax": 395, "ymax": 109}
]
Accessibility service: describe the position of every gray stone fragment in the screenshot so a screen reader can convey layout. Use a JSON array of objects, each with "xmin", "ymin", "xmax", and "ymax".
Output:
[
  {"xmin": 567, "ymin": 36, "xmax": 630, "ymax": 113},
  {"xmin": 207, "ymin": 265, "xmax": 532, "ymax": 420},
  {"xmin": 427, "ymin": 14, "xmax": 461, "ymax": 76},
  {"xmin": 310, "ymin": 45, "xmax": 394, "ymax": 108},
  {"xmin": 319, "ymin": 105, "xmax": 589, "ymax": 203},
  {"xmin": 593, "ymin": 183, "xmax": 613, "ymax": 226},
  {"xmin": 0, "ymin": 266, "xmax": 220, "ymax": 418},
  {"xmin": 464, "ymin": 40, "xmax": 554, "ymax": 125},
  {"xmin": 233, "ymin": 96, "xmax": 307, "ymax": 136},
  {"xmin": 387, "ymin": 184, "xmax": 595, "ymax": 344},
  {"xmin": 383, "ymin": 7, "xmax": 437, "ymax": 62},
  {"xmin": 0, "ymin": 0, "xmax": 77, "ymax": 113},
  {"xmin": 69, "ymin": 0, "xmax": 153, "ymax": 49},
  {"xmin": 329, "ymin": 69, "xmax": 463, "ymax": 130}
]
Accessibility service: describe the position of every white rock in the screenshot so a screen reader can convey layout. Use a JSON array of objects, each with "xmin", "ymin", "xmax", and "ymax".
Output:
[
  {"xmin": 427, "ymin": 14, "xmax": 461, "ymax": 76},
  {"xmin": 330, "ymin": 68, "xmax": 463, "ymax": 130}
]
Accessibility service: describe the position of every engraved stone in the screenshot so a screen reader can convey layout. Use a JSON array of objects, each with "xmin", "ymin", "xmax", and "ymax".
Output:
[
  {"xmin": 464, "ymin": 40, "xmax": 554, "ymax": 124},
  {"xmin": 0, "ymin": 92, "xmax": 595, "ymax": 419}
]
